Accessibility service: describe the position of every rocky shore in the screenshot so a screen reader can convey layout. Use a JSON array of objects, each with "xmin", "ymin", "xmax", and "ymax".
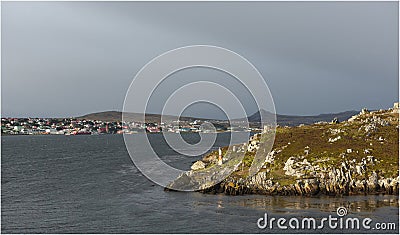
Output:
[
  {"xmin": 200, "ymin": 166, "xmax": 399, "ymax": 196},
  {"xmin": 167, "ymin": 103, "xmax": 400, "ymax": 196}
]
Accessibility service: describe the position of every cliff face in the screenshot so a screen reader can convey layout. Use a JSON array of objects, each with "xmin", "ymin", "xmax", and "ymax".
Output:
[{"xmin": 167, "ymin": 105, "xmax": 399, "ymax": 196}]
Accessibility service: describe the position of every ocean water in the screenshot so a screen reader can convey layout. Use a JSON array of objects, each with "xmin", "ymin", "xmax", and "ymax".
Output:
[{"xmin": 1, "ymin": 134, "xmax": 398, "ymax": 233}]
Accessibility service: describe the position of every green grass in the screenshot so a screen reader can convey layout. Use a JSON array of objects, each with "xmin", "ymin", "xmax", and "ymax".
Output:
[{"xmin": 200, "ymin": 111, "xmax": 399, "ymax": 185}]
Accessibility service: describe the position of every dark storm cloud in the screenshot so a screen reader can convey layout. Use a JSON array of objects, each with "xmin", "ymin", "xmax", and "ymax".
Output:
[{"xmin": 1, "ymin": 1, "xmax": 398, "ymax": 118}]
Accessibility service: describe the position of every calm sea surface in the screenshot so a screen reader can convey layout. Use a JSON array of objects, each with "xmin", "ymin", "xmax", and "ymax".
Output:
[{"xmin": 1, "ymin": 134, "xmax": 399, "ymax": 233}]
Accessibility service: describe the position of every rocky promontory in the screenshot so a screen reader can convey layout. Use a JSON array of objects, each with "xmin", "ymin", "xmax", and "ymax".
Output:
[{"xmin": 167, "ymin": 104, "xmax": 399, "ymax": 196}]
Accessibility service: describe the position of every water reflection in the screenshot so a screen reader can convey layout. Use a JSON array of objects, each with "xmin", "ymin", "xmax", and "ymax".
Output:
[
  {"xmin": 232, "ymin": 195, "xmax": 399, "ymax": 215},
  {"xmin": 189, "ymin": 192, "xmax": 398, "ymax": 218}
]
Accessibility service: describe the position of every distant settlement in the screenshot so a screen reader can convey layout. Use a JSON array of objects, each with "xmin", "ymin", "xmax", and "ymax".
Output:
[{"xmin": 1, "ymin": 118, "xmax": 260, "ymax": 135}]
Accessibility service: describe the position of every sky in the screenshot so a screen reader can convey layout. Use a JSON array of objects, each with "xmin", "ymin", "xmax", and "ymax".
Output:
[{"xmin": 1, "ymin": 1, "xmax": 398, "ymax": 119}]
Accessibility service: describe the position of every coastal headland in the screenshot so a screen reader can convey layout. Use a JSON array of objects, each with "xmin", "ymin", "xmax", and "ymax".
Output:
[{"xmin": 167, "ymin": 103, "xmax": 400, "ymax": 196}]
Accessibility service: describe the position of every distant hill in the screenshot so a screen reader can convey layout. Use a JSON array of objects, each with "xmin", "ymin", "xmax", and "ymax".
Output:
[
  {"xmin": 78, "ymin": 111, "xmax": 122, "ymax": 122},
  {"xmin": 241, "ymin": 109, "xmax": 359, "ymax": 126},
  {"xmin": 77, "ymin": 111, "xmax": 211, "ymax": 123},
  {"xmin": 77, "ymin": 109, "xmax": 359, "ymax": 126}
]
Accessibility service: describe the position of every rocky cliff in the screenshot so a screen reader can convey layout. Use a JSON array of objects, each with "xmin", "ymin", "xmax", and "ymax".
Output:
[{"xmin": 166, "ymin": 104, "xmax": 399, "ymax": 196}]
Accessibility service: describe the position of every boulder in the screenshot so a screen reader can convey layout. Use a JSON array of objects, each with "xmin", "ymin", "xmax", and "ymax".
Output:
[
  {"xmin": 328, "ymin": 136, "xmax": 341, "ymax": 143},
  {"xmin": 367, "ymin": 171, "xmax": 378, "ymax": 191},
  {"xmin": 264, "ymin": 150, "xmax": 275, "ymax": 164},
  {"xmin": 191, "ymin": 161, "xmax": 206, "ymax": 171},
  {"xmin": 331, "ymin": 117, "xmax": 339, "ymax": 124},
  {"xmin": 360, "ymin": 108, "xmax": 369, "ymax": 115}
]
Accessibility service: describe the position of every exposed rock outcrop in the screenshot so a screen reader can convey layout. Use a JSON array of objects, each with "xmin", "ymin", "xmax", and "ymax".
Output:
[
  {"xmin": 200, "ymin": 169, "xmax": 399, "ymax": 196},
  {"xmin": 166, "ymin": 105, "xmax": 399, "ymax": 197},
  {"xmin": 191, "ymin": 161, "xmax": 205, "ymax": 170}
]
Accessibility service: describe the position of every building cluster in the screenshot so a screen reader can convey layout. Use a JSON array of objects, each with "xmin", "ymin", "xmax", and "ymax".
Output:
[
  {"xmin": 1, "ymin": 117, "xmax": 261, "ymax": 135},
  {"xmin": 1, "ymin": 118, "xmax": 123, "ymax": 135}
]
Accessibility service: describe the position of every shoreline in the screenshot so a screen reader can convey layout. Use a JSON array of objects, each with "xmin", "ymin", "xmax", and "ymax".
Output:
[
  {"xmin": 166, "ymin": 104, "xmax": 400, "ymax": 197},
  {"xmin": 198, "ymin": 172, "xmax": 399, "ymax": 197}
]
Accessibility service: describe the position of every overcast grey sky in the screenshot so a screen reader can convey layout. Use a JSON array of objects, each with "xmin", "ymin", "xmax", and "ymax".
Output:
[{"xmin": 2, "ymin": 1, "xmax": 398, "ymax": 118}]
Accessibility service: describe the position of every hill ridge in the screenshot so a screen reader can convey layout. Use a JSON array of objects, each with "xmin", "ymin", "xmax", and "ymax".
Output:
[{"xmin": 77, "ymin": 109, "xmax": 359, "ymax": 126}]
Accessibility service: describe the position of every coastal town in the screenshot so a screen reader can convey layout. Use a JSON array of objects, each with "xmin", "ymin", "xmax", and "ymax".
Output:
[{"xmin": 0, "ymin": 117, "xmax": 259, "ymax": 135}]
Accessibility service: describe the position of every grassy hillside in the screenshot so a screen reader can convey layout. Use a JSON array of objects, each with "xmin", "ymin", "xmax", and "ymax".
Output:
[
  {"xmin": 252, "ymin": 109, "xmax": 398, "ymax": 184},
  {"xmin": 174, "ymin": 106, "xmax": 399, "ymax": 195}
]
